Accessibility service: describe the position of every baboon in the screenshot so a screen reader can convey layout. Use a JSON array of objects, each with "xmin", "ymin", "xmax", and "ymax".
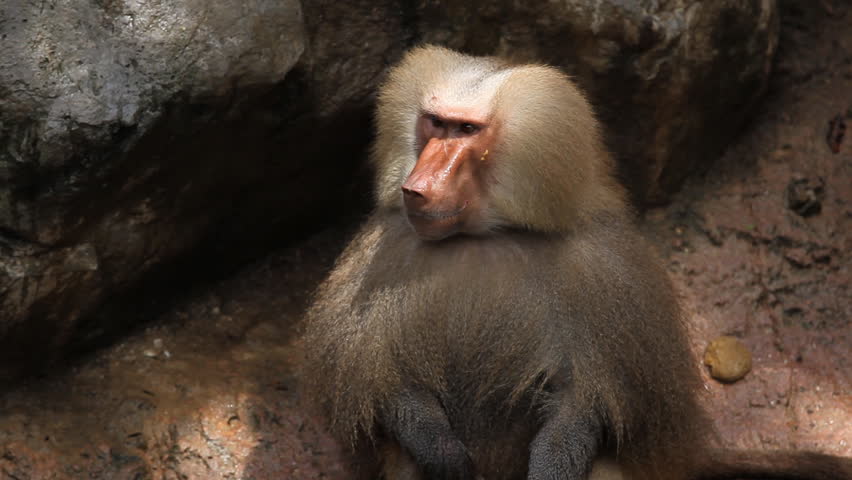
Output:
[{"xmin": 303, "ymin": 46, "xmax": 851, "ymax": 480}]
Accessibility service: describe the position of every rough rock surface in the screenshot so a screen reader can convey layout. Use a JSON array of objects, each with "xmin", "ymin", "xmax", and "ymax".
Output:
[
  {"xmin": 0, "ymin": 0, "xmax": 313, "ymax": 381},
  {"xmin": 1, "ymin": 0, "xmax": 777, "ymax": 382}
]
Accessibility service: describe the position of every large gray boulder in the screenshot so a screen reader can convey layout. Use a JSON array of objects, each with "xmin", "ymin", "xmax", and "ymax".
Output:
[
  {"xmin": 0, "ymin": 0, "xmax": 311, "ymax": 380},
  {"xmin": 0, "ymin": 0, "xmax": 777, "ymax": 382}
]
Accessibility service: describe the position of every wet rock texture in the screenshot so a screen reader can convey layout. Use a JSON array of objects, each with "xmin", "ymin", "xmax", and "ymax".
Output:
[
  {"xmin": 0, "ymin": 0, "xmax": 849, "ymax": 478},
  {"xmin": 0, "ymin": 0, "xmax": 776, "ymax": 382}
]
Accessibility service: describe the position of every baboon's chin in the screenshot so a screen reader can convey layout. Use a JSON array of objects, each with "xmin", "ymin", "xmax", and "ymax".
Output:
[{"xmin": 405, "ymin": 215, "xmax": 463, "ymax": 241}]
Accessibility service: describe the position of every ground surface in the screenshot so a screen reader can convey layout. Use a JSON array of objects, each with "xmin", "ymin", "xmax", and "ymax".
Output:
[
  {"xmin": 0, "ymin": 1, "xmax": 849, "ymax": 478},
  {"xmin": 643, "ymin": 0, "xmax": 850, "ymax": 455}
]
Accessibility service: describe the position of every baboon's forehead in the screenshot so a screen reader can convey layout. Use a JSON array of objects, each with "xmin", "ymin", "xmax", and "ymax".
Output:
[{"xmin": 424, "ymin": 65, "xmax": 511, "ymax": 114}]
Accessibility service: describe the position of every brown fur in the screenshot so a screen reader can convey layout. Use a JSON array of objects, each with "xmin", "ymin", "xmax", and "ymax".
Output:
[
  {"xmin": 301, "ymin": 46, "xmax": 847, "ymax": 480},
  {"xmin": 305, "ymin": 211, "xmax": 705, "ymax": 479}
]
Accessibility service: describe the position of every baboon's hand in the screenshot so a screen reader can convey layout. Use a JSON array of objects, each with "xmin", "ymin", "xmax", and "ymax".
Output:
[
  {"xmin": 383, "ymin": 390, "xmax": 476, "ymax": 480},
  {"xmin": 528, "ymin": 410, "xmax": 599, "ymax": 480},
  {"xmin": 418, "ymin": 435, "xmax": 474, "ymax": 480}
]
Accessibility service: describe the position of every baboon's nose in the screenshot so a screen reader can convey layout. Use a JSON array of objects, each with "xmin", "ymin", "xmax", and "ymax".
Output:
[{"xmin": 402, "ymin": 185, "xmax": 429, "ymax": 210}]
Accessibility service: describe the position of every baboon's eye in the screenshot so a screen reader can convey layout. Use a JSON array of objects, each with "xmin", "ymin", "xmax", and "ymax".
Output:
[{"xmin": 459, "ymin": 123, "xmax": 479, "ymax": 135}]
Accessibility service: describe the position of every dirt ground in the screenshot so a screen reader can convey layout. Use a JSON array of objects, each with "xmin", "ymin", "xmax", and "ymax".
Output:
[
  {"xmin": 642, "ymin": 0, "xmax": 850, "ymax": 456},
  {"xmin": 0, "ymin": 1, "xmax": 849, "ymax": 479}
]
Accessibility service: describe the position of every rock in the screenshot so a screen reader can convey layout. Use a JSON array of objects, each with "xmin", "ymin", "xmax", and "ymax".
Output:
[
  {"xmin": 783, "ymin": 247, "xmax": 812, "ymax": 268},
  {"xmin": 786, "ymin": 176, "xmax": 825, "ymax": 217},
  {"xmin": 826, "ymin": 114, "xmax": 846, "ymax": 154},
  {"xmin": 704, "ymin": 336, "xmax": 753, "ymax": 383},
  {"xmin": 0, "ymin": 0, "xmax": 778, "ymax": 382},
  {"xmin": 0, "ymin": 0, "xmax": 312, "ymax": 381}
]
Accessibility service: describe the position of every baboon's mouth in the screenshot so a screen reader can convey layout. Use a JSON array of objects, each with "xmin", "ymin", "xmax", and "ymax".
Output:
[
  {"xmin": 405, "ymin": 203, "xmax": 468, "ymax": 241},
  {"xmin": 407, "ymin": 203, "xmax": 467, "ymax": 220}
]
